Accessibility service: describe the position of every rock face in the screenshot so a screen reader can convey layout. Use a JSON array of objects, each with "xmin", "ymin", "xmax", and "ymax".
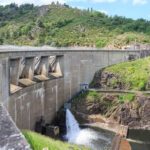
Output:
[
  {"xmin": 90, "ymin": 60, "xmax": 150, "ymax": 91},
  {"xmin": 90, "ymin": 70, "xmax": 124, "ymax": 90},
  {"xmin": 90, "ymin": 70, "xmax": 102, "ymax": 88},
  {"xmin": 113, "ymin": 96, "xmax": 150, "ymax": 129}
]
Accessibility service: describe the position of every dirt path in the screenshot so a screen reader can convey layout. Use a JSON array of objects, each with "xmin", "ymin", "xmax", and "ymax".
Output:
[{"xmin": 89, "ymin": 88, "xmax": 150, "ymax": 94}]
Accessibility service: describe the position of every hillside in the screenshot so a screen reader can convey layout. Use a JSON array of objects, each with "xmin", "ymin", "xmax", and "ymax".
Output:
[
  {"xmin": 90, "ymin": 57, "xmax": 150, "ymax": 90},
  {"xmin": 1, "ymin": 3, "xmax": 150, "ymax": 48}
]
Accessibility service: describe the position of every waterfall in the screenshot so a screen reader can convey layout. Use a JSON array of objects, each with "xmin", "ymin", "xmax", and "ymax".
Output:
[
  {"xmin": 65, "ymin": 109, "xmax": 112, "ymax": 150},
  {"xmin": 65, "ymin": 109, "xmax": 98, "ymax": 146},
  {"xmin": 66, "ymin": 109, "xmax": 80, "ymax": 142}
]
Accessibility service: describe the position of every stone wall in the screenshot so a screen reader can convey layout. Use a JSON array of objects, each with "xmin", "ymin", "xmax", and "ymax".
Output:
[{"xmin": 0, "ymin": 104, "xmax": 30, "ymax": 149}]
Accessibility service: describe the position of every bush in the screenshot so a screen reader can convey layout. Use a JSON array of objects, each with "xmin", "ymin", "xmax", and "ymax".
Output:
[
  {"xmin": 119, "ymin": 93, "xmax": 135, "ymax": 104},
  {"xmin": 96, "ymin": 39, "xmax": 107, "ymax": 48}
]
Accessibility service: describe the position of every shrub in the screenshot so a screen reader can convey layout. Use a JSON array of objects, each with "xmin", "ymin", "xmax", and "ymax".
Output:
[
  {"xmin": 96, "ymin": 39, "xmax": 107, "ymax": 48},
  {"xmin": 118, "ymin": 93, "xmax": 135, "ymax": 104}
]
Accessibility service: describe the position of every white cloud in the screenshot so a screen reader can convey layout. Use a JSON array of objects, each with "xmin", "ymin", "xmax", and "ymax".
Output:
[
  {"xmin": 122, "ymin": 0, "xmax": 148, "ymax": 5},
  {"xmin": 98, "ymin": 9, "xmax": 108, "ymax": 14},
  {"xmin": 133, "ymin": 0, "xmax": 148, "ymax": 5}
]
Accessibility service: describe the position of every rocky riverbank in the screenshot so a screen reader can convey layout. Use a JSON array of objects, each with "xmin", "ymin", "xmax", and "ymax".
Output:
[{"xmin": 71, "ymin": 91, "xmax": 150, "ymax": 130}]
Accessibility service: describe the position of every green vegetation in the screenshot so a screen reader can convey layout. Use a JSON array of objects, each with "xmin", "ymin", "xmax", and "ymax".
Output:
[
  {"xmin": 1, "ymin": 3, "xmax": 150, "ymax": 47},
  {"xmin": 73, "ymin": 91, "xmax": 135, "ymax": 104},
  {"xmin": 105, "ymin": 57, "xmax": 150, "ymax": 90},
  {"xmin": 118, "ymin": 93, "xmax": 135, "ymax": 104},
  {"xmin": 73, "ymin": 91, "xmax": 102, "ymax": 103},
  {"xmin": 23, "ymin": 130, "xmax": 89, "ymax": 150},
  {"xmin": 72, "ymin": 91, "xmax": 136, "ymax": 118}
]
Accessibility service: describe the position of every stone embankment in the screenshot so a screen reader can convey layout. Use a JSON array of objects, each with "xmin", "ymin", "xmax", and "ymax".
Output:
[{"xmin": 0, "ymin": 104, "xmax": 30, "ymax": 150}]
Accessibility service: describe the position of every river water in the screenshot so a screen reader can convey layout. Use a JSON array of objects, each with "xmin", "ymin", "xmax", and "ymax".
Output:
[
  {"xmin": 65, "ymin": 109, "xmax": 114, "ymax": 150},
  {"xmin": 127, "ymin": 129, "xmax": 150, "ymax": 150},
  {"xmin": 64, "ymin": 109, "xmax": 150, "ymax": 150}
]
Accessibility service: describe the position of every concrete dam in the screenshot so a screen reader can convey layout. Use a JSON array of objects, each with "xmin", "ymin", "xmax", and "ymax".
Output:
[{"xmin": 0, "ymin": 46, "xmax": 150, "ymax": 149}]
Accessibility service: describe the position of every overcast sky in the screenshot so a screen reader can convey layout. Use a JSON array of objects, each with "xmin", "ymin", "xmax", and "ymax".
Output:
[{"xmin": 0, "ymin": 0, "xmax": 149, "ymax": 20}]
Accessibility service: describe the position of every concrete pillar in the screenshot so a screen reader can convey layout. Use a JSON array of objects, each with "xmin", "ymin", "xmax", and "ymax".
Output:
[
  {"xmin": 35, "ymin": 56, "xmax": 49, "ymax": 77},
  {"xmin": 49, "ymin": 56, "xmax": 56, "ymax": 72},
  {"xmin": 55, "ymin": 56, "xmax": 64, "ymax": 76},
  {"xmin": 10, "ymin": 58, "xmax": 21, "ymax": 85},
  {"xmin": 0, "ymin": 57, "xmax": 9, "ymax": 106},
  {"xmin": 21, "ymin": 57, "xmax": 35, "ymax": 80}
]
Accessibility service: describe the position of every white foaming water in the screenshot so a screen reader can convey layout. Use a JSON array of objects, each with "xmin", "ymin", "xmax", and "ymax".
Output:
[
  {"xmin": 66, "ymin": 109, "xmax": 111, "ymax": 150},
  {"xmin": 66, "ymin": 109, "xmax": 80, "ymax": 142}
]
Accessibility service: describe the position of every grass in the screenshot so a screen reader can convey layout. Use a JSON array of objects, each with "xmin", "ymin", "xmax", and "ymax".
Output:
[
  {"xmin": 23, "ymin": 130, "xmax": 89, "ymax": 150},
  {"xmin": 73, "ymin": 91, "xmax": 102, "ymax": 103},
  {"xmin": 118, "ymin": 93, "xmax": 135, "ymax": 104},
  {"xmin": 105, "ymin": 57, "xmax": 150, "ymax": 90},
  {"xmin": 86, "ymin": 91, "xmax": 102, "ymax": 102},
  {"xmin": 73, "ymin": 91, "xmax": 135, "ymax": 104}
]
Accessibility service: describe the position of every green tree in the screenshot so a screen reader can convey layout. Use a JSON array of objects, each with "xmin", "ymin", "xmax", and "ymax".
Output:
[{"xmin": 0, "ymin": 38, "xmax": 4, "ymax": 44}]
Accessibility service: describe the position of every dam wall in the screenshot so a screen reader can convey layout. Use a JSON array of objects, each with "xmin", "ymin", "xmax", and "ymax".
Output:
[{"xmin": 0, "ymin": 47, "xmax": 149, "ymax": 130}]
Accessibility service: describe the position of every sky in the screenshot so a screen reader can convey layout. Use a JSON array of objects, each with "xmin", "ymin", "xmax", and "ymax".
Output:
[{"xmin": 0, "ymin": 0, "xmax": 149, "ymax": 20}]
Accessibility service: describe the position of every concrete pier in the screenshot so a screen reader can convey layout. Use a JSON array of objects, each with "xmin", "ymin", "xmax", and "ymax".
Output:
[
  {"xmin": 35, "ymin": 56, "xmax": 50, "ymax": 77},
  {"xmin": 21, "ymin": 57, "xmax": 35, "ymax": 80}
]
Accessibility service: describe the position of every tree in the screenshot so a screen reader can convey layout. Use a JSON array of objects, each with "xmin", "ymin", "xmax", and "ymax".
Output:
[
  {"xmin": 0, "ymin": 38, "xmax": 4, "ymax": 44},
  {"xmin": 37, "ymin": 19, "xmax": 44, "ymax": 28},
  {"xmin": 5, "ymin": 31, "xmax": 10, "ymax": 39}
]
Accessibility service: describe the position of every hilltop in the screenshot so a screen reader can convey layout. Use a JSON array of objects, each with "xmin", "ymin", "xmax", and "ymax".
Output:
[{"xmin": 1, "ymin": 3, "xmax": 150, "ymax": 48}]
